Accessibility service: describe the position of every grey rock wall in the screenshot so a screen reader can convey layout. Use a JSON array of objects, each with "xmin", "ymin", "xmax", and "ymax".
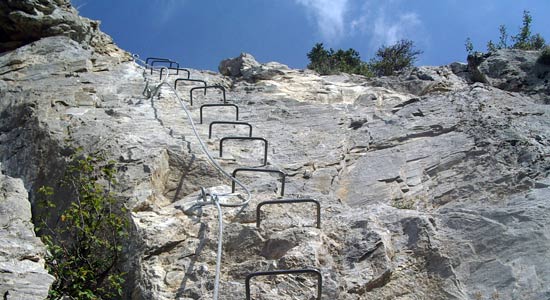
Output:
[
  {"xmin": 467, "ymin": 49, "xmax": 550, "ymax": 103},
  {"xmin": 0, "ymin": 0, "xmax": 129, "ymax": 58},
  {"xmin": 0, "ymin": 172, "xmax": 54, "ymax": 299},
  {"xmin": 1, "ymin": 1, "xmax": 550, "ymax": 299},
  {"xmin": 2, "ymin": 37, "xmax": 550, "ymax": 299},
  {"xmin": 0, "ymin": 34, "xmax": 229, "ymax": 299}
]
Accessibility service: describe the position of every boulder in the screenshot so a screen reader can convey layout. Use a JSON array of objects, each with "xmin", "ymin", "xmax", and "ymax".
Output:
[
  {"xmin": 218, "ymin": 53, "xmax": 289, "ymax": 82},
  {"xmin": 467, "ymin": 49, "xmax": 550, "ymax": 102},
  {"xmin": 218, "ymin": 52, "xmax": 260, "ymax": 77}
]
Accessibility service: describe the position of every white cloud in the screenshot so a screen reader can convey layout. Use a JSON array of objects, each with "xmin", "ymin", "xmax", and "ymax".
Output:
[
  {"xmin": 152, "ymin": 0, "xmax": 186, "ymax": 25},
  {"xmin": 350, "ymin": 15, "xmax": 367, "ymax": 32},
  {"xmin": 373, "ymin": 12, "xmax": 421, "ymax": 46},
  {"xmin": 348, "ymin": 1, "xmax": 424, "ymax": 49},
  {"xmin": 293, "ymin": 0, "xmax": 425, "ymax": 47},
  {"xmin": 294, "ymin": 0, "xmax": 349, "ymax": 42}
]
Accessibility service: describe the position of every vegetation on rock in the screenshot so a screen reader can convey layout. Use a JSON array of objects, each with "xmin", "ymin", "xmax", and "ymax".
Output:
[
  {"xmin": 466, "ymin": 10, "xmax": 547, "ymax": 54},
  {"xmin": 306, "ymin": 39, "xmax": 421, "ymax": 77},
  {"xmin": 538, "ymin": 46, "xmax": 550, "ymax": 65},
  {"xmin": 36, "ymin": 150, "xmax": 128, "ymax": 300},
  {"xmin": 307, "ymin": 43, "xmax": 369, "ymax": 76},
  {"xmin": 369, "ymin": 40, "xmax": 423, "ymax": 76}
]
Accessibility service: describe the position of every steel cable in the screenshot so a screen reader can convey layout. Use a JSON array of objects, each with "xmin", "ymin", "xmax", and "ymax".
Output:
[
  {"xmin": 132, "ymin": 54, "xmax": 252, "ymax": 207},
  {"xmin": 133, "ymin": 54, "xmax": 252, "ymax": 300}
]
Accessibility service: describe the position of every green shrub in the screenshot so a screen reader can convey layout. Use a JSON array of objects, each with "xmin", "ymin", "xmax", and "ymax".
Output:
[
  {"xmin": 306, "ymin": 40, "xmax": 421, "ymax": 77},
  {"xmin": 306, "ymin": 43, "xmax": 369, "ymax": 76},
  {"xmin": 369, "ymin": 39, "xmax": 423, "ymax": 76},
  {"xmin": 307, "ymin": 43, "xmax": 333, "ymax": 75},
  {"xmin": 468, "ymin": 10, "xmax": 547, "ymax": 54},
  {"xmin": 538, "ymin": 46, "xmax": 550, "ymax": 65},
  {"xmin": 37, "ymin": 150, "xmax": 128, "ymax": 299},
  {"xmin": 465, "ymin": 38, "xmax": 475, "ymax": 55},
  {"xmin": 510, "ymin": 10, "xmax": 544, "ymax": 50},
  {"xmin": 486, "ymin": 25, "xmax": 510, "ymax": 52}
]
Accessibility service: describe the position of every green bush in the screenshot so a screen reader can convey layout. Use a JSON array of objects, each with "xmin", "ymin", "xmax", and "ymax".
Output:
[
  {"xmin": 37, "ymin": 150, "xmax": 128, "ymax": 299},
  {"xmin": 307, "ymin": 43, "xmax": 367, "ymax": 75},
  {"xmin": 465, "ymin": 37, "xmax": 475, "ymax": 55},
  {"xmin": 369, "ymin": 39, "xmax": 423, "ymax": 76},
  {"xmin": 538, "ymin": 46, "xmax": 550, "ymax": 65},
  {"xmin": 469, "ymin": 10, "xmax": 547, "ymax": 53},
  {"xmin": 487, "ymin": 25, "xmax": 510, "ymax": 52},
  {"xmin": 510, "ymin": 11, "xmax": 546, "ymax": 50},
  {"xmin": 306, "ymin": 40, "xmax": 421, "ymax": 77}
]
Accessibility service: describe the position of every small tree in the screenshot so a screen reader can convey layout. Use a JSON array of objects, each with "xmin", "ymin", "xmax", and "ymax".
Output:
[
  {"xmin": 332, "ymin": 48, "xmax": 362, "ymax": 73},
  {"xmin": 512, "ymin": 10, "xmax": 534, "ymax": 49},
  {"xmin": 37, "ymin": 150, "xmax": 128, "ymax": 299},
  {"xmin": 467, "ymin": 10, "xmax": 547, "ymax": 54},
  {"xmin": 509, "ymin": 10, "xmax": 546, "ymax": 50},
  {"xmin": 498, "ymin": 25, "xmax": 510, "ymax": 49},
  {"xmin": 306, "ymin": 43, "xmax": 366, "ymax": 75},
  {"xmin": 465, "ymin": 37, "xmax": 475, "ymax": 55},
  {"xmin": 487, "ymin": 25, "xmax": 510, "ymax": 52},
  {"xmin": 307, "ymin": 43, "xmax": 332, "ymax": 74},
  {"xmin": 369, "ymin": 39, "xmax": 423, "ymax": 76},
  {"xmin": 528, "ymin": 33, "xmax": 546, "ymax": 50}
]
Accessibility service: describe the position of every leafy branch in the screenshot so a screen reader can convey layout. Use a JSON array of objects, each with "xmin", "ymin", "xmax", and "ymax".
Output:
[{"xmin": 36, "ymin": 149, "xmax": 128, "ymax": 299}]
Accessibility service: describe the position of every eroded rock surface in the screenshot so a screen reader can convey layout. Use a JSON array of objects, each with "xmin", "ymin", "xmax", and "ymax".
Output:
[
  {"xmin": 0, "ymin": 172, "xmax": 54, "ymax": 299},
  {"xmin": 0, "ymin": 0, "xmax": 128, "ymax": 58},
  {"xmin": 467, "ymin": 49, "xmax": 550, "ymax": 103},
  {"xmin": 1, "ymin": 2, "xmax": 550, "ymax": 299}
]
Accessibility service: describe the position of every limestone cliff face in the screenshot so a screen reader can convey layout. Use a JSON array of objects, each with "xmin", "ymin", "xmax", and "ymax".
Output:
[
  {"xmin": 0, "ymin": 170, "xmax": 54, "ymax": 299},
  {"xmin": 466, "ymin": 49, "xmax": 550, "ymax": 103},
  {"xmin": 0, "ymin": 0, "xmax": 129, "ymax": 57},
  {"xmin": 1, "ymin": 1, "xmax": 550, "ymax": 300}
]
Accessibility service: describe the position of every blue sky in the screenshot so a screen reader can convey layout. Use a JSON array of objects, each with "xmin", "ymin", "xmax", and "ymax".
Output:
[{"xmin": 72, "ymin": 0, "xmax": 550, "ymax": 72}]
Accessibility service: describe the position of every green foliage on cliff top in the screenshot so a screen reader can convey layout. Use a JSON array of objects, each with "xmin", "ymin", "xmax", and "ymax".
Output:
[
  {"xmin": 369, "ymin": 40, "xmax": 423, "ymax": 76},
  {"xmin": 307, "ymin": 43, "xmax": 370, "ymax": 76},
  {"xmin": 466, "ymin": 10, "xmax": 547, "ymax": 54},
  {"xmin": 307, "ymin": 39, "xmax": 422, "ymax": 77}
]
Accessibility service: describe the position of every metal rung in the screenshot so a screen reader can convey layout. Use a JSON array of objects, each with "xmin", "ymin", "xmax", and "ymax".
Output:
[
  {"xmin": 174, "ymin": 78, "xmax": 207, "ymax": 94},
  {"xmin": 150, "ymin": 59, "xmax": 178, "ymax": 74},
  {"xmin": 200, "ymin": 104, "xmax": 239, "ymax": 124},
  {"xmin": 256, "ymin": 198, "xmax": 321, "ymax": 229},
  {"xmin": 148, "ymin": 58, "xmax": 177, "ymax": 67},
  {"xmin": 160, "ymin": 67, "xmax": 191, "ymax": 80},
  {"xmin": 147, "ymin": 58, "xmax": 175, "ymax": 67},
  {"xmin": 209, "ymin": 121, "xmax": 252, "ymax": 139},
  {"xmin": 150, "ymin": 59, "xmax": 179, "ymax": 74},
  {"xmin": 190, "ymin": 85, "xmax": 226, "ymax": 106},
  {"xmin": 245, "ymin": 269, "xmax": 322, "ymax": 300},
  {"xmin": 231, "ymin": 167, "xmax": 285, "ymax": 196},
  {"xmin": 219, "ymin": 136, "xmax": 268, "ymax": 166},
  {"xmin": 145, "ymin": 57, "xmax": 171, "ymax": 67}
]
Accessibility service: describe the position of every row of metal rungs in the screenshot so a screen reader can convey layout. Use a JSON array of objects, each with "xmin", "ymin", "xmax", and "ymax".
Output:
[{"xmin": 142, "ymin": 57, "xmax": 323, "ymax": 299}]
